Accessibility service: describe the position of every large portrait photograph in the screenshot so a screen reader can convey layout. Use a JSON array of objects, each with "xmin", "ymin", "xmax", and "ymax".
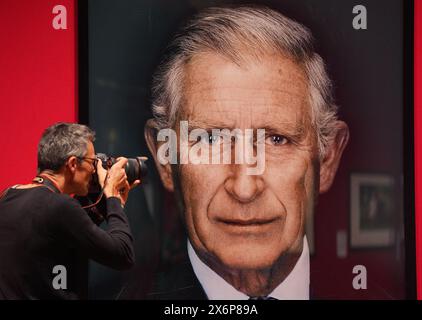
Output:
[
  {"xmin": 0, "ymin": 0, "xmax": 414, "ymax": 302},
  {"xmin": 82, "ymin": 0, "xmax": 410, "ymax": 300}
]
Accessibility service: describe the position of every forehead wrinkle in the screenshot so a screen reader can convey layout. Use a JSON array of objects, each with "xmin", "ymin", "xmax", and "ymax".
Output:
[
  {"xmin": 184, "ymin": 88, "xmax": 307, "ymax": 113},
  {"xmin": 185, "ymin": 85, "xmax": 306, "ymax": 97},
  {"xmin": 183, "ymin": 54, "xmax": 309, "ymax": 102},
  {"xmin": 179, "ymin": 50, "xmax": 312, "ymax": 132},
  {"xmin": 181, "ymin": 103, "xmax": 310, "ymax": 132},
  {"xmin": 183, "ymin": 99, "xmax": 308, "ymax": 117},
  {"xmin": 186, "ymin": 50, "xmax": 308, "ymax": 83},
  {"xmin": 187, "ymin": 119, "xmax": 236, "ymax": 130},
  {"xmin": 183, "ymin": 85, "xmax": 308, "ymax": 116}
]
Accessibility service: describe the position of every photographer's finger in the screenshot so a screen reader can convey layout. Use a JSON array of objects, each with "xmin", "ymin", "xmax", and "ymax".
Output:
[
  {"xmin": 115, "ymin": 172, "xmax": 128, "ymax": 188},
  {"xmin": 108, "ymin": 164, "xmax": 126, "ymax": 180},
  {"xmin": 114, "ymin": 157, "xmax": 128, "ymax": 168},
  {"xmin": 130, "ymin": 180, "xmax": 141, "ymax": 190},
  {"xmin": 95, "ymin": 159, "xmax": 108, "ymax": 187},
  {"xmin": 119, "ymin": 170, "xmax": 128, "ymax": 183}
]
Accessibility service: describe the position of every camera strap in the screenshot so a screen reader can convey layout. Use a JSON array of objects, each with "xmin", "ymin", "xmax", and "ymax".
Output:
[
  {"xmin": 32, "ymin": 175, "xmax": 62, "ymax": 194},
  {"xmin": 34, "ymin": 174, "xmax": 106, "ymax": 222},
  {"xmin": 0, "ymin": 187, "xmax": 12, "ymax": 200},
  {"xmin": 0, "ymin": 175, "xmax": 61, "ymax": 201},
  {"xmin": 0, "ymin": 175, "xmax": 105, "ymax": 223}
]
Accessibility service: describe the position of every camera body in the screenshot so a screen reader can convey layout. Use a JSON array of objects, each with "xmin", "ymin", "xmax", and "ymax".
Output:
[{"xmin": 89, "ymin": 153, "xmax": 148, "ymax": 193}]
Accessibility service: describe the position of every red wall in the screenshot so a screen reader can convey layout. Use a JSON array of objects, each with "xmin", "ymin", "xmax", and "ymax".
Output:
[{"xmin": 0, "ymin": 0, "xmax": 77, "ymax": 191}]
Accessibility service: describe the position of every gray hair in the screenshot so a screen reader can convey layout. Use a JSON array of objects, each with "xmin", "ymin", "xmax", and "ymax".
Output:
[
  {"xmin": 37, "ymin": 122, "xmax": 95, "ymax": 173},
  {"xmin": 151, "ymin": 6, "xmax": 339, "ymax": 157}
]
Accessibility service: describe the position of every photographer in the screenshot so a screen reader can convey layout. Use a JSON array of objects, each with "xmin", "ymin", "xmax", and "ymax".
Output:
[{"xmin": 0, "ymin": 122, "xmax": 140, "ymax": 299}]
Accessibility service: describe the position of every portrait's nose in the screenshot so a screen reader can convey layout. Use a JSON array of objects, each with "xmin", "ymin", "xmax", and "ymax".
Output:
[{"xmin": 224, "ymin": 164, "xmax": 265, "ymax": 203}]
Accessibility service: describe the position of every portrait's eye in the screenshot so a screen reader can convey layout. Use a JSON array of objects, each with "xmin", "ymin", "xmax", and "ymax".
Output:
[
  {"xmin": 266, "ymin": 135, "xmax": 288, "ymax": 146},
  {"xmin": 207, "ymin": 134, "xmax": 221, "ymax": 145}
]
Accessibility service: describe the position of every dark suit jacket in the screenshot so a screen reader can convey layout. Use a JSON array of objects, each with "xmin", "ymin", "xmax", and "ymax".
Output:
[
  {"xmin": 122, "ymin": 259, "xmax": 316, "ymax": 300},
  {"xmin": 147, "ymin": 260, "xmax": 207, "ymax": 300},
  {"xmin": 120, "ymin": 243, "xmax": 313, "ymax": 300},
  {"xmin": 119, "ymin": 258, "xmax": 207, "ymax": 300},
  {"xmin": 119, "ymin": 243, "xmax": 396, "ymax": 300}
]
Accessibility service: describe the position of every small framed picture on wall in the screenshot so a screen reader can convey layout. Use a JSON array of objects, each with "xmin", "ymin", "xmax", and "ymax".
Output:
[{"xmin": 350, "ymin": 173, "xmax": 396, "ymax": 248}]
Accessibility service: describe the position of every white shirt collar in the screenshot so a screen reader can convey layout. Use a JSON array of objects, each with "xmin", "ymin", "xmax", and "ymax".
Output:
[{"xmin": 188, "ymin": 236, "xmax": 310, "ymax": 300}]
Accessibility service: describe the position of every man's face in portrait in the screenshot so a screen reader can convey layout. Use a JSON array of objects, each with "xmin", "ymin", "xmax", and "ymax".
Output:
[{"xmin": 148, "ymin": 50, "xmax": 348, "ymax": 272}]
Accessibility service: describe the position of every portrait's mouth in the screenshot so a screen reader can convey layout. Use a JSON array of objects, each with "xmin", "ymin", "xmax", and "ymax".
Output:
[
  {"xmin": 216, "ymin": 217, "xmax": 279, "ymax": 226},
  {"xmin": 214, "ymin": 216, "xmax": 281, "ymax": 235}
]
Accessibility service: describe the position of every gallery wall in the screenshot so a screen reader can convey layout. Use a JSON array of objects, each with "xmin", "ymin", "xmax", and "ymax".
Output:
[{"xmin": 0, "ymin": 0, "xmax": 77, "ymax": 191}]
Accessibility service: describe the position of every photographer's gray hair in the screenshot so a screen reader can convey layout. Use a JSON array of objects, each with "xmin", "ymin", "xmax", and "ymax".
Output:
[{"xmin": 37, "ymin": 122, "xmax": 95, "ymax": 172}]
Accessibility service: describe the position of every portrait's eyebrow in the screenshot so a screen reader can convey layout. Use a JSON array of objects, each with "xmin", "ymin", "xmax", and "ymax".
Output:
[
  {"xmin": 186, "ymin": 119, "xmax": 235, "ymax": 131},
  {"xmin": 186, "ymin": 119, "xmax": 307, "ymax": 137},
  {"xmin": 262, "ymin": 123, "xmax": 307, "ymax": 141}
]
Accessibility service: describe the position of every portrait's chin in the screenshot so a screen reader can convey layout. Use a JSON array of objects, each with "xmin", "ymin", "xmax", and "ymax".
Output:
[
  {"xmin": 213, "ymin": 241, "xmax": 287, "ymax": 271},
  {"xmin": 196, "ymin": 216, "xmax": 293, "ymax": 270}
]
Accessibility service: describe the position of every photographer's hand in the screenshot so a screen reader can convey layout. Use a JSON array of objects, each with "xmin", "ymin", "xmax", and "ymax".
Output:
[
  {"xmin": 96, "ymin": 158, "xmax": 140, "ymax": 207},
  {"xmin": 96, "ymin": 159, "xmax": 109, "ymax": 190}
]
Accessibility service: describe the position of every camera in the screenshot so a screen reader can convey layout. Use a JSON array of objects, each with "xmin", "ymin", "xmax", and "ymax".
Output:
[
  {"xmin": 80, "ymin": 154, "xmax": 147, "ymax": 221},
  {"xmin": 88, "ymin": 153, "xmax": 148, "ymax": 194},
  {"xmin": 96, "ymin": 153, "xmax": 148, "ymax": 184}
]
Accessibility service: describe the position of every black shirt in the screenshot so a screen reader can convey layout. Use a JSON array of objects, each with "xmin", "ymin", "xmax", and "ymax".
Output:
[{"xmin": 0, "ymin": 186, "xmax": 134, "ymax": 299}]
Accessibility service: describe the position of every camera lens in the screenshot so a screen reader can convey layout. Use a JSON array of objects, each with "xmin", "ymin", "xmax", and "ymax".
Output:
[{"xmin": 125, "ymin": 157, "xmax": 148, "ymax": 184}]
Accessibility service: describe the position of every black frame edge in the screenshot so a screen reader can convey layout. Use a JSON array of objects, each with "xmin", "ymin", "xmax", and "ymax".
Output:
[
  {"xmin": 77, "ymin": 0, "xmax": 89, "ymax": 125},
  {"xmin": 403, "ymin": 0, "xmax": 416, "ymax": 300}
]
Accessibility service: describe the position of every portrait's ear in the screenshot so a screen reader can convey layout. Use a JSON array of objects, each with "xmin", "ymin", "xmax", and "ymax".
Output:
[
  {"xmin": 145, "ymin": 119, "xmax": 175, "ymax": 192},
  {"xmin": 319, "ymin": 121, "xmax": 350, "ymax": 194}
]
